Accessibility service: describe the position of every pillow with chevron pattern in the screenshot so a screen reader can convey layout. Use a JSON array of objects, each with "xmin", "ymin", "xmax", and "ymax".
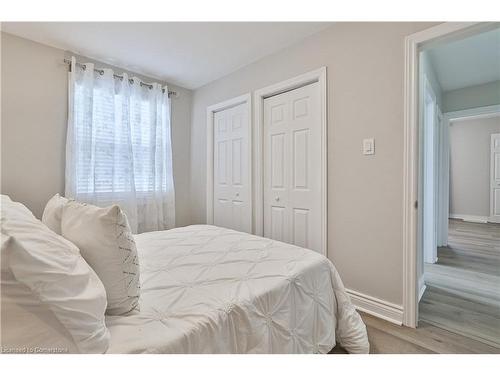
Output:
[{"xmin": 61, "ymin": 201, "xmax": 140, "ymax": 316}]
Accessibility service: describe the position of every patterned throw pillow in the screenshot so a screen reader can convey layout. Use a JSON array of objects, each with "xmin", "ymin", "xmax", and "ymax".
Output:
[{"xmin": 61, "ymin": 201, "xmax": 140, "ymax": 315}]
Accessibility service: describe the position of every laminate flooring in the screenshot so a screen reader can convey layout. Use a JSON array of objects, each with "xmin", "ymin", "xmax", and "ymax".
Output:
[
  {"xmin": 330, "ymin": 311, "xmax": 499, "ymax": 353},
  {"xmin": 420, "ymin": 219, "xmax": 500, "ymax": 348}
]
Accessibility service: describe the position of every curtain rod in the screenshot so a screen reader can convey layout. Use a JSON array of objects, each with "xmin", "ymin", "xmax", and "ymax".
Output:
[{"xmin": 63, "ymin": 58, "xmax": 177, "ymax": 97}]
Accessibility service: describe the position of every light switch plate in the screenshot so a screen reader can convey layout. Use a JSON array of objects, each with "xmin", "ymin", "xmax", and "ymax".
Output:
[{"xmin": 363, "ymin": 138, "xmax": 375, "ymax": 155}]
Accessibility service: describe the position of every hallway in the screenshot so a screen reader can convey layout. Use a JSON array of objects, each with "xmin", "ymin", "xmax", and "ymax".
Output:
[{"xmin": 420, "ymin": 219, "xmax": 500, "ymax": 348}]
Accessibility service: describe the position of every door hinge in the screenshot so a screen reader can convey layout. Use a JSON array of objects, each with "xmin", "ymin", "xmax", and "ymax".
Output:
[{"xmin": 414, "ymin": 200, "xmax": 418, "ymax": 209}]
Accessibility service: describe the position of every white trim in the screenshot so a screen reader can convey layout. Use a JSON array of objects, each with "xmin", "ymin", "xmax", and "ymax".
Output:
[
  {"xmin": 445, "ymin": 105, "xmax": 500, "ymax": 123},
  {"xmin": 437, "ymin": 109, "xmax": 448, "ymax": 247},
  {"xmin": 421, "ymin": 75, "xmax": 439, "ymax": 265},
  {"xmin": 403, "ymin": 22, "xmax": 493, "ymax": 328},
  {"xmin": 206, "ymin": 93, "xmax": 252, "ymax": 226},
  {"xmin": 253, "ymin": 67, "xmax": 328, "ymax": 256},
  {"xmin": 418, "ymin": 281, "xmax": 427, "ymax": 302},
  {"xmin": 402, "ymin": 25, "xmax": 420, "ymax": 329},
  {"xmin": 449, "ymin": 214, "xmax": 489, "ymax": 224},
  {"xmin": 346, "ymin": 289, "xmax": 404, "ymax": 326},
  {"xmin": 491, "ymin": 133, "xmax": 500, "ymax": 224},
  {"xmin": 437, "ymin": 108, "xmax": 449, "ymax": 247}
]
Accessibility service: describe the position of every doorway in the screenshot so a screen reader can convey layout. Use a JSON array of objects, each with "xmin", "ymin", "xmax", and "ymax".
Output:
[
  {"xmin": 403, "ymin": 22, "xmax": 500, "ymax": 329},
  {"xmin": 411, "ymin": 24, "xmax": 500, "ymax": 347},
  {"xmin": 420, "ymin": 107, "xmax": 500, "ymax": 347}
]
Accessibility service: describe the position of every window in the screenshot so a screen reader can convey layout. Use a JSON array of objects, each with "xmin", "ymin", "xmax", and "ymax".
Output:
[
  {"xmin": 66, "ymin": 58, "xmax": 175, "ymax": 232},
  {"xmin": 72, "ymin": 79, "xmax": 171, "ymax": 195}
]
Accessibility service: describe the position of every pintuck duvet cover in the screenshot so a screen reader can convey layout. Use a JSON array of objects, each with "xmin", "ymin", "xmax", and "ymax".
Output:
[{"xmin": 105, "ymin": 225, "xmax": 369, "ymax": 354}]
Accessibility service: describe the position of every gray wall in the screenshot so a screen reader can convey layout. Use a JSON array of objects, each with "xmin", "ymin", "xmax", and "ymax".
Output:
[
  {"xmin": 190, "ymin": 22, "xmax": 437, "ymax": 306},
  {"xmin": 443, "ymin": 80, "xmax": 500, "ymax": 113},
  {"xmin": 449, "ymin": 115, "xmax": 500, "ymax": 218},
  {"xmin": 1, "ymin": 32, "xmax": 192, "ymax": 226}
]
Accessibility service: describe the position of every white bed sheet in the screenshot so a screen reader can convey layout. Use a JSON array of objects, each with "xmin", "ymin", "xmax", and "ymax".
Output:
[{"xmin": 105, "ymin": 225, "xmax": 369, "ymax": 353}]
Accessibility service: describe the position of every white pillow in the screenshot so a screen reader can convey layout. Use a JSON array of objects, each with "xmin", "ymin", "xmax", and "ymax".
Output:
[
  {"xmin": 42, "ymin": 193, "xmax": 69, "ymax": 234},
  {"xmin": 61, "ymin": 201, "xmax": 140, "ymax": 316},
  {"xmin": 0, "ymin": 195, "xmax": 110, "ymax": 353}
]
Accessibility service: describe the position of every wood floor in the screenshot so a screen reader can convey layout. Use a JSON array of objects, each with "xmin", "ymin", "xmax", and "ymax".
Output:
[
  {"xmin": 331, "ymin": 219, "xmax": 500, "ymax": 354},
  {"xmin": 420, "ymin": 219, "xmax": 500, "ymax": 348},
  {"xmin": 330, "ymin": 311, "xmax": 499, "ymax": 354}
]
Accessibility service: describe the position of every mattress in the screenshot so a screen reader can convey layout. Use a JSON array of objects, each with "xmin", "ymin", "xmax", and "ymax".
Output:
[{"xmin": 105, "ymin": 225, "xmax": 369, "ymax": 353}]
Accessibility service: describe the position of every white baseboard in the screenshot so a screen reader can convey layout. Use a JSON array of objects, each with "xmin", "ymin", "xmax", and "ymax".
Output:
[
  {"xmin": 449, "ymin": 214, "xmax": 488, "ymax": 223},
  {"xmin": 346, "ymin": 289, "xmax": 403, "ymax": 326},
  {"xmin": 418, "ymin": 283, "xmax": 427, "ymax": 302}
]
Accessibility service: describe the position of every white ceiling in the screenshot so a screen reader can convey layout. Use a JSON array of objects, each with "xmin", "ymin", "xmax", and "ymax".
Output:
[
  {"xmin": 427, "ymin": 27, "xmax": 500, "ymax": 92},
  {"xmin": 1, "ymin": 22, "xmax": 332, "ymax": 89}
]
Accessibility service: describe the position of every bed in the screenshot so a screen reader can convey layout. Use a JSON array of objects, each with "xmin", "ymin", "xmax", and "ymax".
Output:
[{"xmin": 105, "ymin": 225, "xmax": 369, "ymax": 353}]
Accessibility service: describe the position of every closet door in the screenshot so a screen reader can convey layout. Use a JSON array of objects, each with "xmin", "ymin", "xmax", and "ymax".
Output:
[
  {"xmin": 213, "ymin": 103, "xmax": 252, "ymax": 233},
  {"xmin": 263, "ymin": 82, "xmax": 322, "ymax": 252}
]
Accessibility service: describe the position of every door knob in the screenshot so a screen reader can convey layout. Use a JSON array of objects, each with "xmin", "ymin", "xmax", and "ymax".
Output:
[{"xmin": 275, "ymin": 196, "xmax": 280, "ymax": 202}]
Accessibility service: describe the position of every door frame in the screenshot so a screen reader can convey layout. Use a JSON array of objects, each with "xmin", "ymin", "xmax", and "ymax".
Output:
[
  {"xmin": 491, "ymin": 132, "xmax": 500, "ymax": 223},
  {"xmin": 421, "ymin": 74, "xmax": 440, "ymax": 264},
  {"xmin": 206, "ymin": 93, "xmax": 252, "ymax": 226},
  {"xmin": 403, "ymin": 22, "xmax": 498, "ymax": 328},
  {"xmin": 253, "ymin": 67, "xmax": 327, "ymax": 256}
]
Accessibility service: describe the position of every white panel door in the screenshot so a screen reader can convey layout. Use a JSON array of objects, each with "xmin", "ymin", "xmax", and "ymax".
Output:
[
  {"xmin": 490, "ymin": 133, "xmax": 500, "ymax": 223},
  {"xmin": 263, "ymin": 82, "xmax": 322, "ymax": 252},
  {"xmin": 213, "ymin": 103, "xmax": 251, "ymax": 233}
]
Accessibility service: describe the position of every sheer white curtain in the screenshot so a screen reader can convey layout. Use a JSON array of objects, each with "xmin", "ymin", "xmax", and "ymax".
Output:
[{"xmin": 65, "ymin": 57, "xmax": 175, "ymax": 233}]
